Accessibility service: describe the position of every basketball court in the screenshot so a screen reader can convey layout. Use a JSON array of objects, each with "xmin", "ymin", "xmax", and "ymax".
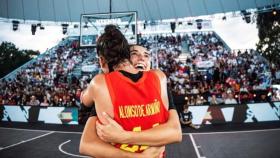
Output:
[{"xmin": 0, "ymin": 124, "xmax": 279, "ymax": 158}]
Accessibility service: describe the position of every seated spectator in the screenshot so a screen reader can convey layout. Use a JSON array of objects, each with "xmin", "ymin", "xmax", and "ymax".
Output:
[
  {"xmin": 224, "ymin": 92, "xmax": 237, "ymax": 104},
  {"xmin": 51, "ymin": 95, "xmax": 60, "ymax": 106},
  {"xmin": 27, "ymin": 95, "xmax": 40, "ymax": 106},
  {"xmin": 0, "ymin": 102, "xmax": 3, "ymax": 121},
  {"xmin": 209, "ymin": 94, "xmax": 219, "ymax": 105},
  {"xmin": 40, "ymin": 96, "xmax": 50, "ymax": 106},
  {"xmin": 0, "ymin": 96, "xmax": 3, "ymax": 106},
  {"xmin": 239, "ymin": 92, "xmax": 251, "ymax": 104},
  {"xmin": 275, "ymin": 69, "xmax": 280, "ymax": 81},
  {"xmin": 187, "ymin": 96, "xmax": 196, "ymax": 106},
  {"xmin": 191, "ymin": 86, "xmax": 199, "ymax": 94},
  {"xmin": 271, "ymin": 90, "xmax": 280, "ymax": 101},
  {"xmin": 179, "ymin": 105, "xmax": 197, "ymax": 129},
  {"xmin": 196, "ymin": 95, "xmax": 206, "ymax": 105},
  {"xmin": 259, "ymin": 94, "xmax": 269, "ymax": 103}
]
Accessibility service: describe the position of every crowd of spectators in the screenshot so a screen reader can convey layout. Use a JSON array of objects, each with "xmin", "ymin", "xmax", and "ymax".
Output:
[
  {"xmin": 141, "ymin": 32, "xmax": 280, "ymax": 105},
  {"xmin": 1, "ymin": 32, "xmax": 280, "ymax": 109},
  {"xmin": 0, "ymin": 39, "xmax": 94, "ymax": 107}
]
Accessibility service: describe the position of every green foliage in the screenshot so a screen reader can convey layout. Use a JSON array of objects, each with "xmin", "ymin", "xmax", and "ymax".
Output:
[
  {"xmin": 256, "ymin": 10, "xmax": 280, "ymax": 65},
  {"xmin": 0, "ymin": 42, "xmax": 39, "ymax": 78}
]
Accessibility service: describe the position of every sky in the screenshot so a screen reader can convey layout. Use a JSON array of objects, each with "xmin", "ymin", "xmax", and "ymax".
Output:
[
  {"xmin": 0, "ymin": 15, "xmax": 259, "ymax": 53},
  {"xmin": 212, "ymin": 16, "xmax": 259, "ymax": 50},
  {"xmin": 0, "ymin": 22, "xmax": 65, "ymax": 52}
]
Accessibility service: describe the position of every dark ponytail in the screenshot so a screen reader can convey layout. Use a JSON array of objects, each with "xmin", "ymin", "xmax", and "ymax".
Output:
[{"xmin": 96, "ymin": 25, "xmax": 130, "ymax": 72}]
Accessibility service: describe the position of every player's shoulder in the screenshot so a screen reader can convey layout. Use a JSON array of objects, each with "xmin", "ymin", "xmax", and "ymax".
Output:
[
  {"xmin": 149, "ymin": 69, "xmax": 166, "ymax": 79},
  {"xmin": 93, "ymin": 73, "xmax": 105, "ymax": 81},
  {"xmin": 89, "ymin": 73, "xmax": 106, "ymax": 88}
]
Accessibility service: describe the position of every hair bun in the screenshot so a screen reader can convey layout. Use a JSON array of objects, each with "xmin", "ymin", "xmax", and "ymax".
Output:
[
  {"xmin": 104, "ymin": 25, "xmax": 118, "ymax": 34},
  {"xmin": 97, "ymin": 24, "xmax": 130, "ymax": 72}
]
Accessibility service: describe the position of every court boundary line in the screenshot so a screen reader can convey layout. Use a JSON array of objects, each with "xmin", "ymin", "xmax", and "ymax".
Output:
[
  {"xmin": 0, "ymin": 127, "xmax": 82, "ymax": 134},
  {"xmin": 1, "ymin": 126, "xmax": 280, "ymax": 136},
  {"xmin": 183, "ymin": 127, "xmax": 280, "ymax": 135},
  {"xmin": 189, "ymin": 134, "xmax": 206, "ymax": 158},
  {"xmin": 0, "ymin": 131, "xmax": 54, "ymax": 151},
  {"xmin": 58, "ymin": 140, "xmax": 89, "ymax": 158}
]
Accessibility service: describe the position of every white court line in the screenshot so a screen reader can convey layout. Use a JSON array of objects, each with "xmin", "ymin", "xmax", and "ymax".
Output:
[
  {"xmin": 189, "ymin": 134, "xmax": 206, "ymax": 158},
  {"xmin": 182, "ymin": 127, "xmax": 280, "ymax": 135},
  {"xmin": 0, "ymin": 127, "xmax": 82, "ymax": 134},
  {"xmin": 0, "ymin": 131, "xmax": 54, "ymax": 151},
  {"xmin": 1, "ymin": 126, "xmax": 280, "ymax": 136},
  {"xmin": 58, "ymin": 140, "xmax": 89, "ymax": 158}
]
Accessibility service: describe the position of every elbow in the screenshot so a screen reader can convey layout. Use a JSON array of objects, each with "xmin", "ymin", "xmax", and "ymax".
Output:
[
  {"xmin": 173, "ymin": 127, "xmax": 182, "ymax": 143},
  {"xmin": 79, "ymin": 139, "xmax": 93, "ymax": 156},
  {"xmin": 168, "ymin": 111, "xmax": 183, "ymax": 143},
  {"xmin": 174, "ymin": 123, "xmax": 183, "ymax": 143},
  {"xmin": 161, "ymin": 125, "xmax": 182, "ymax": 145},
  {"xmin": 79, "ymin": 137, "xmax": 100, "ymax": 157},
  {"xmin": 162, "ymin": 128, "xmax": 182, "ymax": 145},
  {"xmin": 79, "ymin": 141, "xmax": 87, "ymax": 155},
  {"xmin": 176, "ymin": 131, "xmax": 183, "ymax": 142}
]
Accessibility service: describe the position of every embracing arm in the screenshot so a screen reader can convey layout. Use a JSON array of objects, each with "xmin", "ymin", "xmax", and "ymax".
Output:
[
  {"xmin": 80, "ymin": 117, "xmax": 135, "ymax": 158},
  {"xmin": 126, "ymin": 70, "xmax": 182, "ymax": 146},
  {"xmin": 80, "ymin": 117, "xmax": 164, "ymax": 158},
  {"xmin": 96, "ymin": 69, "xmax": 182, "ymax": 146},
  {"xmin": 122, "ymin": 109, "xmax": 182, "ymax": 146},
  {"xmin": 97, "ymin": 110, "xmax": 182, "ymax": 147}
]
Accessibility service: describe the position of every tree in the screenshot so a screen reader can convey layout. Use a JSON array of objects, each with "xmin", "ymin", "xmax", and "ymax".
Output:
[
  {"xmin": 0, "ymin": 42, "xmax": 39, "ymax": 78},
  {"xmin": 256, "ymin": 10, "xmax": 280, "ymax": 65}
]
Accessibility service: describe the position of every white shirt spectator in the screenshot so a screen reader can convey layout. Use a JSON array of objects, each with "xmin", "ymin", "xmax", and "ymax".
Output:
[
  {"xmin": 178, "ymin": 77, "xmax": 185, "ymax": 85},
  {"xmin": 28, "ymin": 95, "xmax": 40, "ymax": 106},
  {"xmin": 191, "ymin": 87, "xmax": 199, "ymax": 94},
  {"xmin": 276, "ymin": 70, "xmax": 280, "ymax": 80},
  {"xmin": 224, "ymin": 98, "xmax": 237, "ymax": 104}
]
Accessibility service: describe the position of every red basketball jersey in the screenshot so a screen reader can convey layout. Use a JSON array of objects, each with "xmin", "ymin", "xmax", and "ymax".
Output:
[{"xmin": 104, "ymin": 71, "xmax": 169, "ymax": 153}]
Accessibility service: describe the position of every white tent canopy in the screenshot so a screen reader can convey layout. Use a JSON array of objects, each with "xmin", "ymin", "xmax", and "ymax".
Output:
[{"xmin": 0, "ymin": 0, "xmax": 279, "ymax": 22}]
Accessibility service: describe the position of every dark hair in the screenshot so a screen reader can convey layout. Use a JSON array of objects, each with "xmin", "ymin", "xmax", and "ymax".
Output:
[
  {"xmin": 129, "ymin": 44, "xmax": 149, "ymax": 51},
  {"xmin": 128, "ymin": 44, "xmax": 138, "ymax": 49},
  {"xmin": 96, "ymin": 25, "xmax": 130, "ymax": 72}
]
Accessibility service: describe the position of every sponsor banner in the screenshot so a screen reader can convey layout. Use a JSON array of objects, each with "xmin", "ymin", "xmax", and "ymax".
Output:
[
  {"xmin": 81, "ymin": 65, "xmax": 98, "ymax": 72},
  {"xmin": 1, "ymin": 105, "xmax": 78, "ymax": 125},
  {"xmin": 246, "ymin": 103, "xmax": 279, "ymax": 122},
  {"xmin": 2, "ymin": 102, "xmax": 280, "ymax": 125},
  {"xmin": 270, "ymin": 102, "xmax": 280, "ymax": 119},
  {"xmin": 189, "ymin": 106, "xmax": 209, "ymax": 125},
  {"xmin": 186, "ymin": 102, "xmax": 280, "ymax": 125},
  {"xmin": 196, "ymin": 60, "xmax": 214, "ymax": 68},
  {"xmin": 2, "ymin": 105, "xmax": 30, "ymax": 122}
]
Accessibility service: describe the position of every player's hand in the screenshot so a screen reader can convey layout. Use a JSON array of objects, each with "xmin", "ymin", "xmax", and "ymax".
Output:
[
  {"xmin": 96, "ymin": 112, "xmax": 127, "ymax": 143},
  {"xmin": 140, "ymin": 146, "xmax": 165, "ymax": 158}
]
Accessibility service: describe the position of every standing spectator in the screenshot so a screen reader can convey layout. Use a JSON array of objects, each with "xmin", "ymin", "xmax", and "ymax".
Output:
[
  {"xmin": 20, "ymin": 94, "xmax": 28, "ymax": 105},
  {"xmin": 213, "ymin": 67, "xmax": 220, "ymax": 83}
]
